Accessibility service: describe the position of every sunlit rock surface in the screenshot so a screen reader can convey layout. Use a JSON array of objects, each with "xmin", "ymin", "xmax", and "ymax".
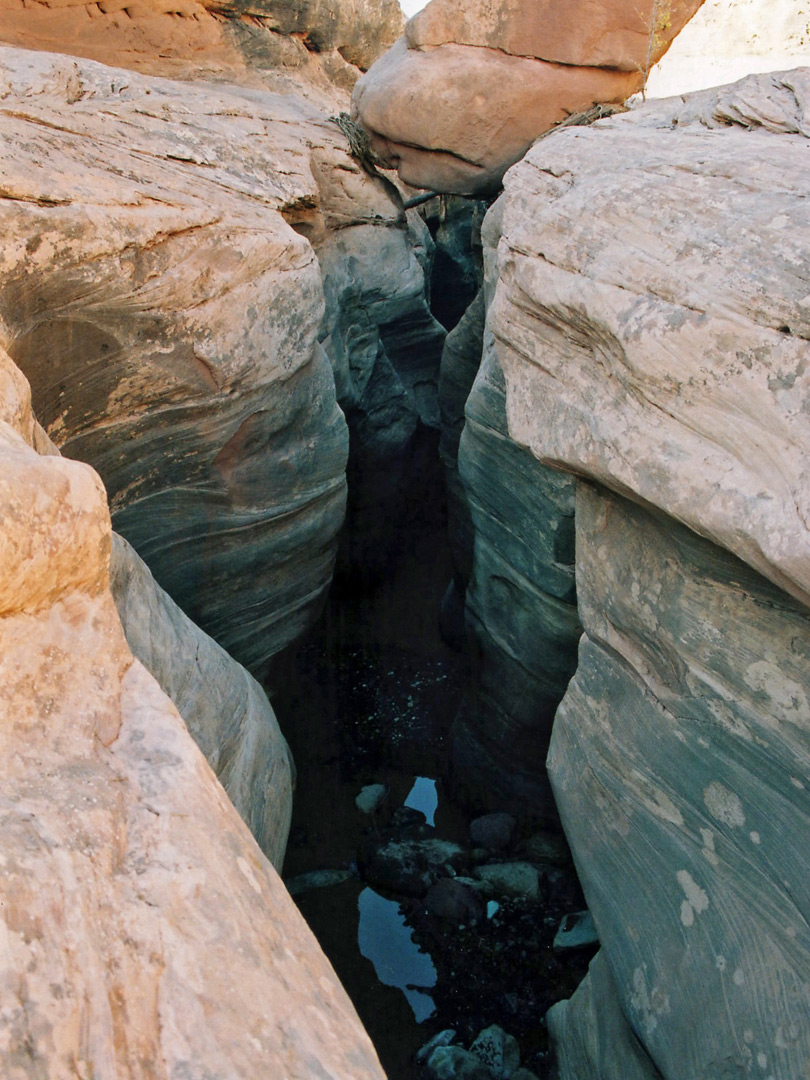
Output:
[
  {"xmin": 488, "ymin": 70, "xmax": 810, "ymax": 1078},
  {"xmin": 352, "ymin": 0, "xmax": 706, "ymax": 194},
  {"xmin": 0, "ymin": 0, "xmax": 402, "ymax": 95},
  {"xmin": 0, "ymin": 342, "xmax": 385, "ymax": 1079},
  {"xmin": 647, "ymin": 0, "xmax": 810, "ymax": 97}
]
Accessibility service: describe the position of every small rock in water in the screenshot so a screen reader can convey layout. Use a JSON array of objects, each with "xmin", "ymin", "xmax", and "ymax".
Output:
[
  {"xmin": 355, "ymin": 783, "xmax": 387, "ymax": 814},
  {"xmin": 470, "ymin": 1024, "xmax": 520, "ymax": 1079},
  {"xmin": 416, "ymin": 1029, "xmax": 457, "ymax": 1063},
  {"xmin": 554, "ymin": 909, "xmax": 599, "ymax": 950},
  {"xmin": 469, "ymin": 812, "xmax": 516, "ymax": 852},
  {"xmin": 425, "ymin": 878, "xmax": 484, "ymax": 925},
  {"xmin": 525, "ymin": 830, "xmax": 570, "ymax": 865},
  {"xmin": 426, "ymin": 1045, "xmax": 493, "ymax": 1079},
  {"xmin": 473, "ymin": 862, "xmax": 542, "ymax": 902},
  {"xmin": 360, "ymin": 837, "xmax": 466, "ymax": 897},
  {"xmin": 486, "ymin": 900, "xmax": 500, "ymax": 920},
  {"xmin": 284, "ymin": 869, "xmax": 354, "ymax": 897}
]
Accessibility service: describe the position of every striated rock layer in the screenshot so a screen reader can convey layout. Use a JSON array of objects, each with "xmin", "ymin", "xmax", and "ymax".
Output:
[
  {"xmin": 352, "ymin": 0, "xmax": 706, "ymax": 194},
  {"xmin": 0, "ymin": 342, "xmax": 385, "ymax": 1079},
  {"xmin": 0, "ymin": 46, "xmax": 353, "ymax": 672},
  {"xmin": 110, "ymin": 534, "xmax": 293, "ymax": 867},
  {"xmin": 0, "ymin": 0, "xmax": 402, "ymax": 96},
  {"xmin": 488, "ymin": 69, "xmax": 810, "ymax": 1078}
]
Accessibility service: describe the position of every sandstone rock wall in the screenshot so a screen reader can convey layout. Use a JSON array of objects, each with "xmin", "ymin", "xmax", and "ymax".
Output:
[
  {"xmin": 486, "ymin": 68, "xmax": 810, "ymax": 1079},
  {"xmin": 0, "ymin": 46, "xmax": 352, "ymax": 672},
  {"xmin": 0, "ymin": 341, "xmax": 385, "ymax": 1079}
]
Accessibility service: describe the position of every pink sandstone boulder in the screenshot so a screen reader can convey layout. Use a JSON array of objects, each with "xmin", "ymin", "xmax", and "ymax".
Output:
[{"xmin": 352, "ymin": 0, "xmax": 706, "ymax": 194}]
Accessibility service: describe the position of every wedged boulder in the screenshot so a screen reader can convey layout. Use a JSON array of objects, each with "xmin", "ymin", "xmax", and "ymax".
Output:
[
  {"xmin": 351, "ymin": 0, "xmax": 706, "ymax": 194},
  {"xmin": 487, "ymin": 70, "xmax": 810, "ymax": 1079},
  {"xmin": 0, "ymin": 46, "xmax": 353, "ymax": 671},
  {"xmin": 0, "ymin": 0, "xmax": 401, "ymax": 93},
  {"xmin": 110, "ymin": 534, "xmax": 293, "ymax": 868},
  {"xmin": 0, "ymin": 342, "xmax": 385, "ymax": 1078}
]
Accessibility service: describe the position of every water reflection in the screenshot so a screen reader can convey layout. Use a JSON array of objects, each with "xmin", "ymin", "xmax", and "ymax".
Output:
[
  {"xmin": 403, "ymin": 775, "xmax": 438, "ymax": 826},
  {"xmin": 357, "ymin": 886, "xmax": 437, "ymax": 1022}
]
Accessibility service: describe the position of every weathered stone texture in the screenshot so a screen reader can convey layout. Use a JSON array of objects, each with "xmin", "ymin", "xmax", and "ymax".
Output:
[
  {"xmin": 0, "ymin": 342, "xmax": 385, "ymax": 1079},
  {"xmin": 496, "ymin": 69, "xmax": 810, "ymax": 608}
]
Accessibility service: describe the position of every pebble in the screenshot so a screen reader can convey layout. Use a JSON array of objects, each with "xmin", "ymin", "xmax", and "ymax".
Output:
[
  {"xmin": 554, "ymin": 909, "xmax": 599, "ymax": 950},
  {"xmin": 469, "ymin": 812, "xmax": 516, "ymax": 852},
  {"xmin": 355, "ymin": 783, "xmax": 388, "ymax": 814},
  {"xmin": 473, "ymin": 862, "xmax": 542, "ymax": 902},
  {"xmin": 416, "ymin": 1029, "xmax": 457, "ymax": 1063},
  {"xmin": 470, "ymin": 1024, "xmax": 520, "ymax": 1079},
  {"xmin": 284, "ymin": 869, "xmax": 354, "ymax": 897}
]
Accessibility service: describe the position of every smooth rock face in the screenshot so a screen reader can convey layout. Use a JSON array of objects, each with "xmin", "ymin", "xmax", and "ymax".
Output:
[
  {"xmin": 110, "ymin": 534, "xmax": 293, "ymax": 867},
  {"xmin": 352, "ymin": 0, "xmax": 705, "ymax": 193},
  {"xmin": 0, "ymin": 344, "xmax": 385, "ymax": 1080},
  {"xmin": 0, "ymin": 46, "xmax": 352, "ymax": 671},
  {"xmin": 549, "ymin": 485, "xmax": 810, "ymax": 1078},
  {"xmin": 496, "ymin": 70, "xmax": 810, "ymax": 609}
]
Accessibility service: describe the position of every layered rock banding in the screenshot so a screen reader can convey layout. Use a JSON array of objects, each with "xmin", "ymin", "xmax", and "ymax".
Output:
[
  {"xmin": 352, "ymin": 0, "xmax": 707, "ymax": 194},
  {"xmin": 487, "ymin": 69, "xmax": 810, "ymax": 1078},
  {"xmin": 0, "ymin": 46, "xmax": 352, "ymax": 671},
  {"xmin": 0, "ymin": 342, "xmax": 385, "ymax": 1078},
  {"xmin": 0, "ymin": 0, "xmax": 401, "ymax": 94}
]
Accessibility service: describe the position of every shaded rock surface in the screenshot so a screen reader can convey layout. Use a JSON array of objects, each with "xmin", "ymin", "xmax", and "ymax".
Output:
[
  {"xmin": 352, "ymin": 0, "xmax": 706, "ymax": 193},
  {"xmin": 487, "ymin": 70, "xmax": 810, "ymax": 1080},
  {"xmin": 110, "ymin": 533, "xmax": 293, "ymax": 867},
  {"xmin": 0, "ymin": 343, "xmax": 385, "ymax": 1079}
]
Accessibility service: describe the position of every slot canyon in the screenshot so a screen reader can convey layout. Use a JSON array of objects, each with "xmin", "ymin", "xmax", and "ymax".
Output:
[{"xmin": 0, "ymin": 1, "xmax": 809, "ymax": 1078}]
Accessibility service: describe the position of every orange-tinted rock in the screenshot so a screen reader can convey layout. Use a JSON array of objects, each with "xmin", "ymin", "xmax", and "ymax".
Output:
[
  {"xmin": 353, "ymin": 39, "xmax": 640, "ymax": 195},
  {"xmin": 406, "ymin": 0, "xmax": 705, "ymax": 71},
  {"xmin": 0, "ymin": 0, "xmax": 401, "ymax": 92},
  {"xmin": 352, "ymin": 0, "xmax": 706, "ymax": 194}
]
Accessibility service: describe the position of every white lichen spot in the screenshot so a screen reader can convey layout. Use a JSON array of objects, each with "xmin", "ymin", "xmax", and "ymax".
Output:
[
  {"xmin": 237, "ymin": 856, "xmax": 263, "ymax": 895},
  {"xmin": 677, "ymin": 869, "xmax": 709, "ymax": 927},
  {"xmin": 704, "ymin": 781, "xmax": 745, "ymax": 828},
  {"xmin": 700, "ymin": 828, "xmax": 720, "ymax": 866},
  {"xmin": 716, "ymin": 955, "xmax": 727, "ymax": 972},
  {"xmin": 733, "ymin": 968, "xmax": 746, "ymax": 987},
  {"xmin": 790, "ymin": 776, "xmax": 805, "ymax": 790},
  {"xmin": 744, "ymin": 1030, "xmax": 755, "ymax": 1044},
  {"xmin": 745, "ymin": 661, "xmax": 810, "ymax": 722},
  {"xmin": 750, "ymin": 831, "xmax": 761, "ymax": 845},
  {"xmin": 630, "ymin": 967, "xmax": 670, "ymax": 1038},
  {"xmin": 757, "ymin": 1052, "xmax": 768, "ymax": 1069}
]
